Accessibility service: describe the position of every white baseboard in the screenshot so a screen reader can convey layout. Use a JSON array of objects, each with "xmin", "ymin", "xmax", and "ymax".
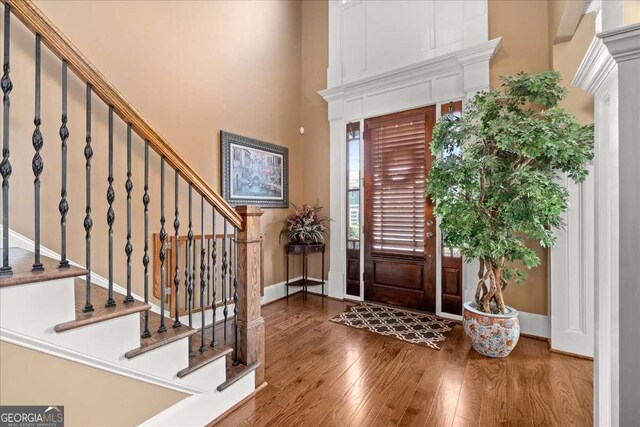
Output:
[
  {"xmin": 0, "ymin": 328, "xmax": 204, "ymax": 395},
  {"xmin": 261, "ymin": 279, "xmax": 550, "ymax": 339},
  {"xmin": 438, "ymin": 312, "xmax": 463, "ymax": 322},
  {"xmin": 260, "ymin": 276, "xmax": 325, "ymax": 304},
  {"xmin": 518, "ymin": 311, "xmax": 550, "ymax": 339},
  {"xmin": 261, "ymin": 277, "xmax": 300, "ymax": 304}
]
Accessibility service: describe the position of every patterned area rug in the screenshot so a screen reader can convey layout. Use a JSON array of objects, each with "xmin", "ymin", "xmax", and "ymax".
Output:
[{"xmin": 330, "ymin": 302, "xmax": 456, "ymax": 350}]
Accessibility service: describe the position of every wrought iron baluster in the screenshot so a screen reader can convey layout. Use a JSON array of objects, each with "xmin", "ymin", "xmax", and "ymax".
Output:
[
  {"xmin": 232, "ymin": 227, "xmax": 239, "ymax": 365},
  {"xmin": 31, "ymin": 34, "xmax": 44, "ymax": 271},
  {"xmin": 124, "ymin": 124, "xmax": 134, "ymax": 303},
  {"xmin": 207, "ymin": 237, "xmax": 211, "ymax": 307},
  {"xmin": 199, "ymin": 197, "xmax": 207, "ymax": 353},
  {"xmin": 222, "ymin": 218, "xmax": 228, "ymax": 343},
  {"xmin": 1, "ymin": 5, "xmax": 13, "ymax": 276},
  {"xmin": 187, "ymin": 184, "xmax": 194, "ymax": 357},
  {"xmin": 210, "ymin": 210, "xmax": 217, "ymax": 348},
  {"xmin": 58, "ymin": 60, "xmax": 69, "ymax": 269},
  {"xmin": 141, "ymin": 142, "xmax": 151, "ymax": 338},
  {"xmin": 173, "ymin": 171, "xmax": 181, "ymax": 328},
  {"xmin": 83, "ymin": 84, "xmax": 94, "ymax": 312},
  {"xmin": 105, "ymin": 107, "xmax": 116, "ymax": 308},
  {"xmin": 191, "ymin": 213, "xmax": 196, "ymax": 324},
  {"xmin": 229, "ymin": 235, "xmax": 233, "ymax": 300},
  {"xmin": 184, "ymin": 241, "xmax": 188, "ymax": 310},
  {"xmin": 158, "ymin": 158, "xmax": 167, "ymax": 333}
]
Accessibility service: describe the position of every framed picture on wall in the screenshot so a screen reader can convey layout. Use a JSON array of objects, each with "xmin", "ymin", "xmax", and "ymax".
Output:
[{"xmin": 220, "ymin": 131, "xmax": 289, "ymax": 208}]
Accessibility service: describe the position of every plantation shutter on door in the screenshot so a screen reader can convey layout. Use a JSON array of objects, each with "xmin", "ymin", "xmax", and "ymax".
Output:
[{"xmin": 366, "ymin": 110, "xmax": 427, "ymax": 255}]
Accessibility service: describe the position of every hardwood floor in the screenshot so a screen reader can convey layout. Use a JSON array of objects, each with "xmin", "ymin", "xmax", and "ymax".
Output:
[{"xmin": 213, "ymin": 294, "xmax": 593, "ymax": 427}]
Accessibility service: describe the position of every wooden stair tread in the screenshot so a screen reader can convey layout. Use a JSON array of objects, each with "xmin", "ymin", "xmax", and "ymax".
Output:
[
  {"xmin": 0, "ymin": 247, "xmax": 87, "ymax": 288},
  {"xmin": 176, "ymin": 334, "xmax": 232, "ymax": 378},
  {"xmin": 54, "ymin": 279, "xmax": 151, "ymax": 332},
  {"xmin": 217, "ymin": 357, "xmax": 260, "ymax": 391},
  {"xmin": 125, "ymin": 311, "xmax": 198, "ymax": 359}
]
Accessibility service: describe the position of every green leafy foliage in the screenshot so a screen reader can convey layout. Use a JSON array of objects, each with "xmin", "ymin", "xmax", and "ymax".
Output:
[{"xmin": 426, "ymin": 71, "xmax": 593, "ymax": 299}]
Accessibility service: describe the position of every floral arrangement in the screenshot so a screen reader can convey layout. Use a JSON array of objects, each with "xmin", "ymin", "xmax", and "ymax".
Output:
[{"xmin": 280, "ymin": 203, "xmax": 331, "ymax": 244}]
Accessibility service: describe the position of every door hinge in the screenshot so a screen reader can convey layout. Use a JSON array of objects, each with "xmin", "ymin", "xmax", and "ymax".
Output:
[
  {"xmin": 165, "ymin": 241, "xmax": 172, "ymax": 249},
  {"xmin": 165, "ymin": 287, "xmax": 172, "ymax": 295}
]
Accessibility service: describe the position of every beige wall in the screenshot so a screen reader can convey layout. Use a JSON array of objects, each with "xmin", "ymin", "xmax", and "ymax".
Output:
[
  {"xmin": 625, "ymin": 0, "xmax": 640, "ymax": 24},
  {"xmin": 4, "ymin": 1, "xmax": 304, "ymax": 300},
  {"xmin": 0, "ymin": 341, "xmax": 186, "ymax": 426},
  {"xmin": 489, "ymin": 0, "xmax": 551, "ymax": 315},
  {"xmin": 1, "ymin": 0, "xmax": 598, "ymax": 316},
  {"xmin": 489, "ymin": 1, "xmax": 596, "ymax": 315},
  {"xmin": 300, "ymin": 0, "xmax": 330, "ymax": 280},
  {"xmin": 553, "ymin": 12, "xmax": 596, "ymax": 125},
  {"xmin": 490, "ymin": 1, "xmax": 551, "ymax": 91}
]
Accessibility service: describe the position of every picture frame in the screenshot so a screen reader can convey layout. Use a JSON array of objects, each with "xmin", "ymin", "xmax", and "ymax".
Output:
[{"xmin": 220, "ymin": 130, "xmax": 289, "ymax": 208}]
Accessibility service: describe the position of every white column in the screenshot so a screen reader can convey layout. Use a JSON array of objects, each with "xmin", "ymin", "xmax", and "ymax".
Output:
[
  {"xmin": 574, "ymin": 27, "xmax": 620, "ymax": 425},
  {"xmin": 601, "ymin": 22, "xmax": 640, "ymax": 426}
]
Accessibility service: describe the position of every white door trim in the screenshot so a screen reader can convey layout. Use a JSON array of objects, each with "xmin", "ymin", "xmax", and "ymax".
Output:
[{"xmin": 319, "ymin": 36, "xmax": 501, "ymax": 313}]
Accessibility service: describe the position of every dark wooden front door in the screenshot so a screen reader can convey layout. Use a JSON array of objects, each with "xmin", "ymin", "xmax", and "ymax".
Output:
[{"xmin": 363, "ymin": 106, "xmax": 437, "ymax": 312}]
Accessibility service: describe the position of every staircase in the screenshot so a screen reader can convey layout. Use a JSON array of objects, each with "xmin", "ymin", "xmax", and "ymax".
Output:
[{"xmin": 0, "ymin": 1, "xmax": 265, "ymax": 425}]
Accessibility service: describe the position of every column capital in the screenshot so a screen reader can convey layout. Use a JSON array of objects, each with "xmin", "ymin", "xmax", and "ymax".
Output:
[{"xmin": 600, "ymin": 22, "xmax": 640, "ymax": 63}]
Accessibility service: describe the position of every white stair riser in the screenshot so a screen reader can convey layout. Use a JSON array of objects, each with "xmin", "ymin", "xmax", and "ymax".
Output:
[
  {"xmin": 0, "ymin": 276, "xmax": 180, "ymax": 372},
  {"xmin": 220, "ymin": 371, "xmax": 256, "ymax": 404},
  {"xmin": 57, "ymin": 316, "xmax": 142, "ymax": 361},
  {"xmin": 0, "ymin": 278, "xmax": 76, "ymax": 333},
  {"xmin": 179, "ymin": 356, "xmax": 227, "ymax": 392},
  {"xmin": 124, "ymin": 339, "xmax": 190, "ymax": 381}
]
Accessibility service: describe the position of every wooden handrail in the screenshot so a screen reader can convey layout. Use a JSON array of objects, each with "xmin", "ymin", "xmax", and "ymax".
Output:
[{"xmin": 3, "ymin": 0, "xmax": 242, "ymax": 229}]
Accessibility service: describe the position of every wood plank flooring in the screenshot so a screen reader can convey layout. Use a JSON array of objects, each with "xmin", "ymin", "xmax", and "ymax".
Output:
[{"xmin": 212, "ymin": 294, "xmax": 593, "ymax": 427}]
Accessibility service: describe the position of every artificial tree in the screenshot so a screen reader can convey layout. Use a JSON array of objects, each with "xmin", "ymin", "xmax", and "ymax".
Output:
[{"xmin": 426, "ymin": 71, "xmax": 594, "ymax": 314}]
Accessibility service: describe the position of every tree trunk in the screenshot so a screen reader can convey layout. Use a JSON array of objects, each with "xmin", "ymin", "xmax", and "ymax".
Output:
[
  {"xmin": 492, "ymin": 264, "xmax": 506, "ymax": 313},
  {"xmin": 479, "ymin": 259, "xmax": 506, "ymax": 314},
  {"xmin": 475, "ymin": 259, "xmax": 487, "ymax": 304}
]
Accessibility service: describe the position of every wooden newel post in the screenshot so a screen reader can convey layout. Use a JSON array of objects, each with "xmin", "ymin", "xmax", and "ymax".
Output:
[{"xmin": 235, "ymin": 205, "xmax": 265, "ymax": 386}]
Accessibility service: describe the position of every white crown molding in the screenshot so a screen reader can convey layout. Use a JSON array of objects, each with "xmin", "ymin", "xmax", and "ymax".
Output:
[
  {"xmin": 583, "ymin": 0, "xmax": 601, "ymax": 16},
  {"xmin": 318, "ymin": 37, "xmax": 501, "ymax": 103},
  {"xmin": 573, "ymin": 36, "xmax": 616, "ymax": 94},
  {"xmin": 599, "ymin": 22, "xmax": 640, "ymax": 63}
]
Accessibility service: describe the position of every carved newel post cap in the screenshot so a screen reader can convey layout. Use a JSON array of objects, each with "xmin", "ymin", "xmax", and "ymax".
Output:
[{"xmin": 235, "ymin": 205, "xmax": 264, "ymax": 216}]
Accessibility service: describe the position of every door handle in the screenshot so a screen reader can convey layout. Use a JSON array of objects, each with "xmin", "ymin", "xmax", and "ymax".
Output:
[{"xmin": 426, "ymin": 232, "xmax": 434, "ymax": 238}]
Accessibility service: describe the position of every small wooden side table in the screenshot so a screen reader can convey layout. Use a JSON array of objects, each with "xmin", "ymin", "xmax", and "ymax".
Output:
[{"xmin": 285, "ymin": 243, "xmax": 325, "ymax": 297}]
